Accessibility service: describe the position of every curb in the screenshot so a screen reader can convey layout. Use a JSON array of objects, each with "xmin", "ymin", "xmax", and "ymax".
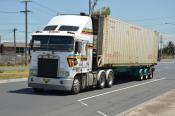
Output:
[{"xmin": 0, "ymin": 78, "xmax": 27, "ymax": 84}]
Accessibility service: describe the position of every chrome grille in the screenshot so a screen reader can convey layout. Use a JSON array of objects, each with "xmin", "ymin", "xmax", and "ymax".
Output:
[{"xmin": 37, "ymin": 58, "xmax": 58, "ymax": 78}]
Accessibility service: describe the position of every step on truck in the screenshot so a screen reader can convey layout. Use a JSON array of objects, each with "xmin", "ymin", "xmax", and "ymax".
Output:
[{"xmin": 28, "ymin": 13, "xmax": 159, "ymax": 94}]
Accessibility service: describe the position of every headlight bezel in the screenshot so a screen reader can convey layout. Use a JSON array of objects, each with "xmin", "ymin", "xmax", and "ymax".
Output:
[{"xmin": 59, "ymin": 71, "xmax": 70, "ymax": 77}]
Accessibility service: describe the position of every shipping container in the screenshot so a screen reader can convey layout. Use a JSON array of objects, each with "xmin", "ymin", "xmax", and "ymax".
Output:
[{"xmin": 96, "ymin": 16, "xmax": 159, "ymax": 67}]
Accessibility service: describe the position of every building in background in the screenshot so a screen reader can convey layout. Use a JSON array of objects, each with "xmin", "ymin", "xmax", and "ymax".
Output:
[
  {"xmin": 0, "ymin": 42, "xmax": 29, "ymax": 55},
  {"xmin": 0, "ymin": 42, "xmax": 30, "ymax": 65}
]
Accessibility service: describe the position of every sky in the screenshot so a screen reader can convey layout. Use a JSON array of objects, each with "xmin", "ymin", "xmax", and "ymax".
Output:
[{"xmin": 0, "ymin": 0, "xmax": 175, "ymax": 44}]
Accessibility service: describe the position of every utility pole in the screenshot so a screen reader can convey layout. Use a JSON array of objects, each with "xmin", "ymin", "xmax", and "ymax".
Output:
[
  {"xmin": 91, "ymin": 0, "xmax": 98, "ymax": 15},
  {"xmin": 0, "ymin": 35, "xmax": 1, "ymax": 46},
  {"xmin": 13, "ymin": 28, "xmax": 17, "ymax": 54},
  {"xmin": 89, "ymin": 0, "xmax": 92, "ymax": 15},
  {"xmin": 0, "ymin": 35, "xmax": 1, "ymax": 54},
  {"xmin": 13, "ymin": 28, "xmax": 17, "ymax": 64},
  {"xmin": 160, "ymin": 35, "xmax": 163, "ymax": 60},
  {"xmin": 21, "ymin": 0, "xmax": 31, "ymax": 66}
]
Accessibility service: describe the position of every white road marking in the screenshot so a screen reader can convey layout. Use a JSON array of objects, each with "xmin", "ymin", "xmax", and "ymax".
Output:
[
  {"xmin": 97, "ymin": 110, "xmax": 108, "ymax": 116},
  {"xmin": 0, "ymin": 78, "xmax": 27, "ymax": 84},
  {"xmin": 80, "ymin": 101, "xmax": 88, "ymax": 107},
  {"xmin": 77, "ymin": 78, "xmax": 165, "ymax": 102}
]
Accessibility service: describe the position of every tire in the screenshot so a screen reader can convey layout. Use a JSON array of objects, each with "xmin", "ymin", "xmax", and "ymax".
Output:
[
  {"xmin": 71, "ymin": 78, "xmax": 80, "ymax": 94},
  {"xmin": 137, "ymin": 69, "xmax": 144, "ymax": 81},
  {"xmin": 143, "ymin": 74, "xmax": 148, "ymax": 80},
  {"xmin": 148, "ymin": 70, "xmax": 154, "ymax": 79},
  {"xmin": 106, "ymin": 71, "xmax": 114, "ymax": 88},
  {"xmin": 97, "ymin": 72, "xmax": 106, "ymax": 89},
  {"xmin": 138, "ymin": 71, "xmax": 144, "ymax": 81},
  {"xmin": 143, "ymin": 68, "xmax": 149, "ymax": 80}
]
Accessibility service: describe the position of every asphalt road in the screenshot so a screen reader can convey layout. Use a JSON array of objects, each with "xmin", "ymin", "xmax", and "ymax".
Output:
[{"xmin": 0, "ymin": 61, "xmax": 175, "ymax": 116}]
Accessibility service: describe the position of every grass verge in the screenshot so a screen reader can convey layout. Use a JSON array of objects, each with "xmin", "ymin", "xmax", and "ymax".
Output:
[{"xmin": 0, "ymin": 69, "xmax": 28, "ymax": 80}]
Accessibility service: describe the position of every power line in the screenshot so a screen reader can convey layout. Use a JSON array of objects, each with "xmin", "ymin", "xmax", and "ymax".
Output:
[
  {"xmin": 32, "ymin": 1, "xmax": 56, "ymax": 13},
  {"xmin": 129, "ymin": 16, "xmax": 175, "ymax": 22},
  {"xmin": 144, "ymin": 23, "xmax": 166, "ymax": 27},
  {"xmin": 0, "ymin": 23, "xmax": 42, "ymax": 27},
  {"xmin": 18, "ymin": 30, "xmax": 33, "ymax": 33},
  {"xmin": 142, "ymin": 22, "xmax": 175, "ymax": 27},
  {"xmin": 0, "ymin": 29, "xmax": 33, "ymax": 33},
  {"xmin": 31, "ymin": 4, "xmax": 54, "ymax": 16},
  {"xmin": 157, "ymin": 30, "xmax": 175, "ymax": 35},
  {"xmin": 158, "ymin": 27, "xmax": 175, "ymax": 30},
  {"xmin": 0, "ymin": 29, "xmax": 12, "ymax": 32},
  {"xmin": 0, "ymin": 10, "xmax": 19, "ymax": 14},
  {"xmin": 165, "ymin": 22, "xmax": 175, "ymax": 26}
]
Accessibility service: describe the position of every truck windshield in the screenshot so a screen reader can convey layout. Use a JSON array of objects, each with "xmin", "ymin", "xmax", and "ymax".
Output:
[{"xmin": 31, "ymin": 35, "xmax": 74, "ymax": 52}]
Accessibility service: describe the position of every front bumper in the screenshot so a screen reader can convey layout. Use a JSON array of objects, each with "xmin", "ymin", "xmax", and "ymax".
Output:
[{"xmin": 28, "ymin": 76, "xmax": 73, "ymax": 91}]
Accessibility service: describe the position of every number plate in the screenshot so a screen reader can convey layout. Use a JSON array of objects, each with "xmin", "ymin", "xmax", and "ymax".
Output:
[{"xmin": 43, "ymin": 78, "xmax": 50, "ymax": 84}]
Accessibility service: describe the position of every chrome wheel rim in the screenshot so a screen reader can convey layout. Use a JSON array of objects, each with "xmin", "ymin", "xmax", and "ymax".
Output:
[
  {"xmin": 108, "ymin": 74, "xmax": 113, "ymax": 85},
  {"xmin": 100, "ymin": 77, "xmax": 105, "ymax": 87},
  {"xmin": 140, "ymin": 75, "xmax": 143, "ymax": 80},
  {"xmin": 145, "ymin": 75, "xmax": 148, "ymax": 80},
  {"xmin": 73, "ymin": 79, "xmax": 80, "ymax": 92}
]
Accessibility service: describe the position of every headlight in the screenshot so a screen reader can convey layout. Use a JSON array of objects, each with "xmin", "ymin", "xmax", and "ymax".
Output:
[
  {"xmin": 64, "ymin": 71, "xmax": 70, "ymax": 77},
  {"xmin": 29, "ymin": 69, "xmax": 37, "ymax": 76},
  {"xmin": 59, "ymin": 71, "xmax": 70, "ymax": 77}
]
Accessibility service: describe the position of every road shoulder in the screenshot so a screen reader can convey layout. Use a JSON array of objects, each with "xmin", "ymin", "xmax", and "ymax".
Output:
[
  {"xmin": 118, "ymin": 89, "xmax": 175, "ymax": 116},
  {"xmin": 0, "ymin": 78, "xmax": 27, "ymax": 84}
]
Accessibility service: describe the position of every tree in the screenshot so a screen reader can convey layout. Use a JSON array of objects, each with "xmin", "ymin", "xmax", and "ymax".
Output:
[
  {"xmin": 101, "ymin": 7, "xmax": 111, "ymax": 16},
  {"xmin": 162, "ymin": 41, "xmax": 175, "ymax": 56},
  {"xmin": 91, "ymin": 0, "xmax": 99, "ymax": 13},
  {"xmin": 167, "ymin": 41, "xmax": 175, "ymax": 56},
  {"xmin": 89, "ymin": 0, "xmax": 111, "ymax": 16},
  {"xmin": 92, "ymin": 6, "xmax": 111, "ymax": 16}
]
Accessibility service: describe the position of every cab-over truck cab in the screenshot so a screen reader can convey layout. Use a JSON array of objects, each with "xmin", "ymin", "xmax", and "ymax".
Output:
[{"xmin": 28, "ymin": 14, "xmax": 103, "ymax": 94}]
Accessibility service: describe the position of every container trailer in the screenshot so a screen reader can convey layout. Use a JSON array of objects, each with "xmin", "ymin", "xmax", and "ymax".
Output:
[{"xmin": 28, "ymin": 14, "xmax": 159, "ymax": 94}]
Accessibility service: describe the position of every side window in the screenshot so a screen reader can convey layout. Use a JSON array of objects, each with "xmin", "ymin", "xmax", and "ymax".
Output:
[{"xmin": 75, "ymin": 41, "xmax": 82, "ymax": 54}]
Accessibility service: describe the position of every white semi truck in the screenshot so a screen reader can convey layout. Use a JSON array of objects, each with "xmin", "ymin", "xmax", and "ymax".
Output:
[{"xmin": 28, "ymin": 13, "xmax": 159, "ymax": 94}]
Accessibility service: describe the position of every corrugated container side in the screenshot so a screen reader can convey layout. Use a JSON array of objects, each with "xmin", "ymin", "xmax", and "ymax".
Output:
[{"xmin": 97, "ymin": 16, "xmax": 158, "ymax": 67}]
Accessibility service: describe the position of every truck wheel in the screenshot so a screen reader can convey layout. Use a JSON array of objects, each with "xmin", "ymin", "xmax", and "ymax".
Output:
[
  {"xmin": 143, "ymin": 74, "xmax": 148, "ymax": 80},
  {"xmin": 97, "ymin": 72, "xmax": 106, "ymax": 89},
  {"xmin": 71, "ymin": 78, "xmax": 80, "ymax": 94},
  {"xmin": 106, "ymin": 71, "xmax": 114, "ymax": 88},
  {"xmin": 138, "ymin": 70, "xmax": 143, "ymax": 81},
  {"xmin": 138, "ymin": 74, "xmax": 143, "ymax": 81},
  {"xmin": 143, "ymin": 69, "xmax": 148, "ymax": 80},
  {"xmin": 148, "ymin": 70, "xmax": 154, "ymax": 79}
]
